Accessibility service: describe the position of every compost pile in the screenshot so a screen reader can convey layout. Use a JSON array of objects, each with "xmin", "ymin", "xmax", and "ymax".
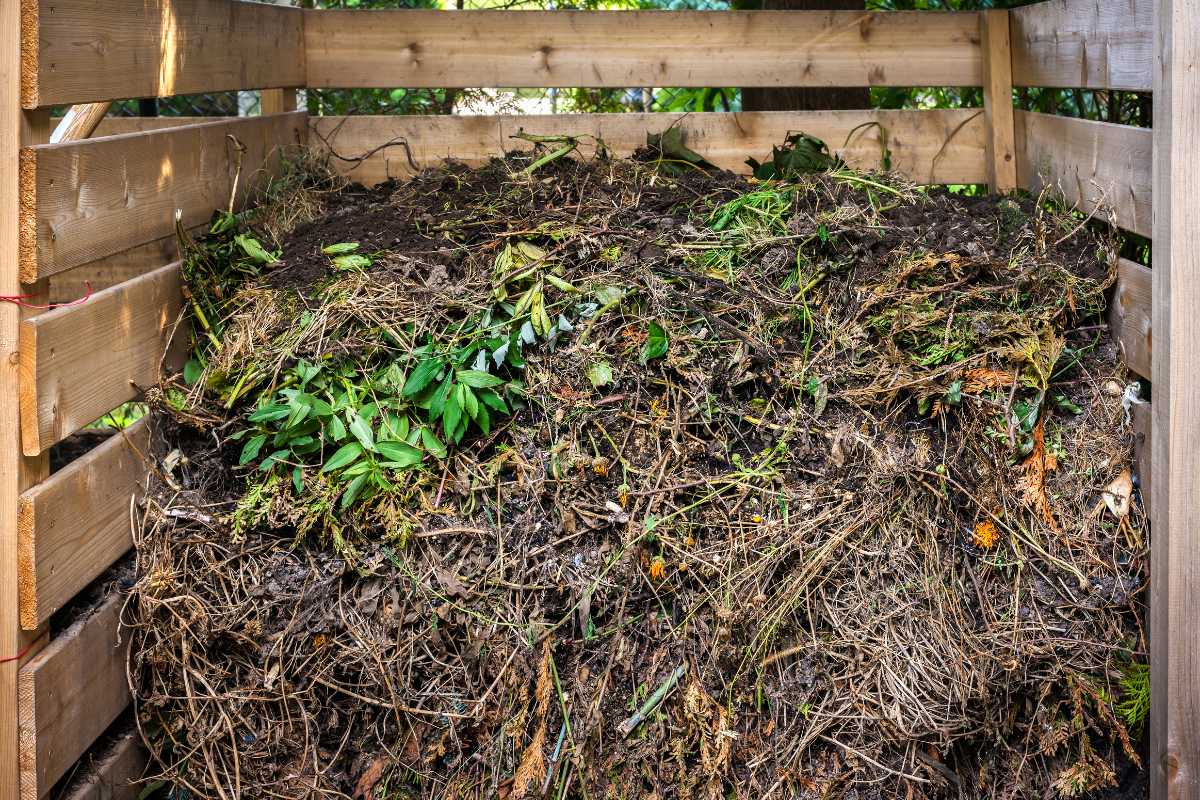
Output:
[{"xmin": 126, "ymin": 140, "xmax": 1148, "ymax": 800}]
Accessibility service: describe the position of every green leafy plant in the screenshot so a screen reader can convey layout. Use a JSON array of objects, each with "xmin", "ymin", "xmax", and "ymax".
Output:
[
  {"xmin": 1117, "ymin": 661, "xmax": 1150, "ymax": 735},
  {"xmin": 746, "ymin": 132, "xmax": 843, "ymax": 181}
]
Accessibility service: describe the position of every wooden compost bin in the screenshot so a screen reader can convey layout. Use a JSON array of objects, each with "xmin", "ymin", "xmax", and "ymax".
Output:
[{"xmin": 0, "ymin": 0, "xmax": 1184, "ymax": 796}]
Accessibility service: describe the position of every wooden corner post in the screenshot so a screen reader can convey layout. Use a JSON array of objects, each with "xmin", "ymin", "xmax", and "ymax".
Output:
[
  {"xmin": 1151, "ymin": 0, "xmax": 1200, "ymax": 796},
  {"xmin": 980, "ymin": 9, "xmax": 1017, "ymax": 193}
]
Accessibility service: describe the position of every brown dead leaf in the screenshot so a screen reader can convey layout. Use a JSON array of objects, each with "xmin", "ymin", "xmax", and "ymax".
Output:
[
  {"xmin": 963, "ymin": 367, "xmax": 1015, "ymax": 394},
  {"xmin": 1017, "ymin": 418, "xmax": 1059, "ymax": 530},
  {"xmin": 353, "ymin": 754, "xmax": 388, "ymax": 800}
]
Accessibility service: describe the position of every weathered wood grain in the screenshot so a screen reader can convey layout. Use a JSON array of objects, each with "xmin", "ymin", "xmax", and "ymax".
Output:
[
  {"xmin": 18, "ymin": 420, "xmax": 149, "ymax": 630},
  {"xmin": 63, "ymin": 729, "xmax": 146, "ymax": 800},
  {"xmin": 1109, "ymin": 257, "xmax": 1152, "ymax": 381},
  {"xmin": 1010, "ymin": 0, "xmax": 1152, "ymax": 91},
  {"xmin": 980, "ymin": 9, "xmax": 1017, "ymax": 192},
  {"xmin": 1014, "ymin": 110, "xmax": 1152, "ymax": 238},
  {"xmin": 305, "ymin": 9, "xmax": 983, "ymax": 89},
  {"xmin": 312, "ymin": 109, "xmax": 989, "ymax": 186},
  {"xmin": 18, "ymin": 593, "xmax": 130, "ymax": 800},
  {"xmin": 19, "ymin": 263, "xmax": 184, "ymax": 456},
  {"xmin": 20, "ymin": 111, "xmax": 306, "ymax": 281},
  {"xmin": 21, "ymin": 0, "xmax": 306, "ymax": 107}
]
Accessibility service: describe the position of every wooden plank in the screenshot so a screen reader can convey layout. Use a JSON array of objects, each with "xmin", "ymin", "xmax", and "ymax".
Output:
[
  {"xmin": 90, "ymin": 117, "xmax": 231, "ymax": 135},
  {"xmin": 62, "ymin": 729, "xmax": 145, "ymax": 800},
  {"xmin": 49, "ymin": 103, "xmax": 110, "ymax": 144},
  {"xmin": 21, "ymin": 0, "xmax": 306, "ymax": 108},
  {"xmin": 18, "ymin": 593, "xmax": 131, "ymax": 800},
  {"xmin": 1109, "ymin": 257, "xmax": 1152, "ymax": 380},
  {"xmin": 18, "ymin": 420, "xmax": 149, "ymax": 630},
  {"xmin": 20, "ymin": 111, "xmax": 306, "ymax": 282},
  {"xmin": 980, "ymin": 10, "xmax": 1017, "ymax": 192},
  {"xmin": 312, "ymin": 109, "xmax": 989, "ymax": 187},
  {"xmin": 1133, "ymin": 400, "xmax": 1151, "ymax": 520},
  {"xmin": 2, "ymin": 15, "xmax": 21, "ymax": 800},
  {"xmin": 304, "ymin": 9, "xmax": 983, "ymax": 89},
  {"xmin": 1151, "ymin": 1, "xmax": 1200, "ymax": 795},
  {"xmin": 47, "ymin": 233, "xmax": 184, "ymax": 304},
  {"xmin": 261, "ymin": 88, "xmax": 298, "ymax": 115},
  {"xmin": 1010, "ymin": 0, "xmax": 1152, "ymax": 91},
  {"xmin": 19, "ymin": 263, "xmax": 183, "ymax": 456},
  {"xmin": 1013, "ymin": 110, "xmax": 1151, "ymax": 238}
]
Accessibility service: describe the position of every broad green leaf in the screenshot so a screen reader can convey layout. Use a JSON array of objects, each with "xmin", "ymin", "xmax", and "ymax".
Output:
[
  {"xmin": 403, "ymin": 359, "xmax": 443, "ymax": 397},
  {"xmin": 322, "ymin": 442, "xmax": 362, "ymax": 472},
  {"xmin": 462, "ymin": 385, "xmax": 479, "ymax": 420},
  {"xmin": 587, "ymin": 360, "xmax": 613, "ymax": 389},
  {"xmin": 239, "ymin": 434, "xmax": 267, "ymax": 465},
  {"xmin": 457, "ymin": 370, "xmax": 504, "ymax": 388},
  {"xmin": 248, "ymin": 403, "xmax": 290, "ymax": 422},
  {"xmin": 235, "ymin": 234, "xmax": 279, "ymax": 264},
  {"xmin": 443, "ymin": 389, "xmax": 462, "ymax": 438},
  {"xmin": 292, "ymin": 467, "xmax": 304, "ymax": 494},
  {"xmin": 183, "ymin": 359, "xmax": 203, "ymax": 386},
  {"xmin": 640, "ymin": 322, "xmax": 669, "ymax": 364},
  {"xmin": 594, "ymin": 285, "xmax": 625, "ymax": 306},
  {"xmin": 341, "ymin": 474, "xmax": 368, "ymax": 509},
  {"xmin": 328, "ymin": 415, "xmax": 347, "ymax": 441},
  {"xmin": 545, "ymin": 273, "xmax": 579, "ymax": 293},
  {"xmin": 322, "ymin": 242, "xmax": 360, "ymax": 254},
  {"xmin": 332, "ymin": 253, "xmax": 372, "ymax": 271},
  {"xmin": 421, "ymin": 427, "xmax": 448, "ymax": 459},
  {"xmin": 349, "ymin": 414, "xmax": 376, "ymax": 451},
  {"xmin": 377, "ymin": 440, "xmax": 423, "ymax": 468},
  {"xmin": 479, "ymin": 389, "xmax": 509, "ymax": 414},
  {"xmin": 428, "ymin": 376, "xmax": 453, "ymax": 418},
  {"xmin": 259, "ymin": 449, "xmax": 289, "ymax": 472}
]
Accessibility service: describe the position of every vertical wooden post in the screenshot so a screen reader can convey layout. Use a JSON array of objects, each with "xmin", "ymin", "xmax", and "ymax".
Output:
[
  {"xmin": 1151, "ymin": 1, "xmax": 1200, "ymax": 796},
  {"xmin": 49, "ymin": 102, "xmax": 110, "ymax": 144},
  {"xmin": 980, "ymin": 9, "xmax": 1017, "ymax": 193},
  {"xmin": 261, "ymin": 88, "xmax": 299, "ymax": 115}
]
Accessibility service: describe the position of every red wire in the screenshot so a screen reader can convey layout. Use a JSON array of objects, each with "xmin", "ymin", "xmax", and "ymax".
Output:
[
  {"xmin": 0, "ymin": 281, "xmax": 93, "ymax": 309},
  {"xmin": 0, "ymin": 634, "xmax": 47, "ymax": 665}
]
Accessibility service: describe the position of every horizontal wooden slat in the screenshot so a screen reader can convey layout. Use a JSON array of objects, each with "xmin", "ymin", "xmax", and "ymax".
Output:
[
  {"xmin": 63, "ymin": 728, "xmax": 146, "ymax": 800},
  {"xmin": 47, "ymin": 233, "xmax": 184, "ymax": 304},
  {"xmin": 20, "ymin": 264, "xmax": 183, "ymax": 456},
  {"xmin": 1110, "ymin": 257, "xmax": 1152, "ymax": 380},
  {"xmin": 22, "ymin": 0, "xmax": 305, "ymax": 107},
  {"xmin": 312, "ymin": 109, "xmax": 988, "ymax": 186},
  {"xmin": 18, "ymin": 420, "xmax": 148, "ymax": 630},
  {"xmin": 304, "ymin": 9, "xmax": 983, "ymax": 89},
  {"xmin": 20, "ymin": 111, "xmax": 306, "ymax": 282},
  {"xmin": 1010, "ymin": 0, "xmax": 1152, "ymax": 91},
  {"xmin": 18, "ymin": 593, "xmax": 131, "ymax": 800},
  {"xmin": 51, "ymin": 116, "xmax": 232, "ymax": 137},
  {"xmin": 1014, "ymin": 110, "xmax": 1151, "ymax": 238}
]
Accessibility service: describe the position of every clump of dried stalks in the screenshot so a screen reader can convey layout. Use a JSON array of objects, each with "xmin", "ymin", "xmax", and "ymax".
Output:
[{"xmin": 126, "ymin": 147, "xmax": 1146, "ymax": 799}]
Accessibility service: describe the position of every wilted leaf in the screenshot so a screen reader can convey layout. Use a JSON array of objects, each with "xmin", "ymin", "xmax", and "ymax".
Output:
[{"xmin": 588, "ymin": 360, "xmax": 614, "ymax": 389}]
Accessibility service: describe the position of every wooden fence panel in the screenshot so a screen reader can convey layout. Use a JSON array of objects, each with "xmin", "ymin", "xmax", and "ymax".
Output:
[
  {"xmin": 22, "ymin": 0, "xmax": 305, "ymax": 107},
  {"xmin": 19, "ymin": 264, "xmax": 183, "ymax": 456},
  {"xmin": 1014, "ymin": 110, "xmax": 1152, "ymax": 238},
  {"xmin": 312, "ymin": 108, "xmax": 988, "ymax": 186},
  {"xmin": 20, "ymin": 111, "xmax": 306, "ymax": 282},
  {"xmin": 18, "ymin": 420, "xmax": 149, "ymax": 630},
  {"xmin": 18, "ymin": 594, "xmax": 130, "ymax": 800},
  {"xmin": 1010, "ymin": 0, "xmax": 1152, "ymax": 91},
  {"xmin": 1109, "ymin": 258, "xmax": 1152, "ymax": 381},
  {"xmin": 305, "ymin": 9, "xmax": 983, "ymax": 90}
]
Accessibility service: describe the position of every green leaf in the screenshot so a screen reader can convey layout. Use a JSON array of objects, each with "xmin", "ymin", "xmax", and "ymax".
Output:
[
  {"xmin": 349, "ymin": 414, "xmax": 376, "ymax": 452},
  {"xmin": 403, "ymin": 359, "xmax": 443, "ymax": 397},
  {"xmin": 377, "ymin": 440, "xmax": 423, "ymax": 468},
  {"xmin": 239, "ymin": 434, "xmax": 267, "ymax": 466},
  {"xmin": 462, "ymin": 385, "xmax": 479, "ymax": 420},
  {"xmin": 545, "ymin": 273, "xmax": 579, "ymax": 293},
  {"xmin": 322, "ymin": 242, "xmax": 360, "ymax": 254},
  {"xmin": 332, "ymin": 253, "xmax": 372, "ymax": 271},
  {"xmin": 328, "ymin": 415, "xmax": 347, "ymax": 441},
  {"xmin": 234, "ymin": 234, "xmax": 279, "ymax": 264},
  {"xmin": 479, "ymin": 389, "xmax": 509, "ymax": 414},
  {"xmin": 443, "ymin": 388, "xmax": 462, "ymax": 438},
  {"xmin": 322, "ymin": 442, "xmax": 363, "ymax": 473},
  {"xmin": 292, "ymin": 467, "xmax": 304, "ymax": 494},
  {"xmin": 249, "ymin": 403, "xmax": 290, "ymax": 422},
  {"xmin": 421, "ymin": 427, "xmax": 448, "ymax": 459},
  {"xmin": 946, "ymin": 380, "xmax": 963, "ymax": 406},
  {"xmin": 260, "ymin": 449, "xmax": 289, "ymax": 472},
  {"xmin": 587, "ymin": 360, "xmax": 613, "ymax": 389},
  {"xmin": 183, "ymin": 359, "xmax": 203, "ymax": 386},
  {"xmin": 457, "ymin": 369, "xmax": 504, "ymax": 388},
  {"xmin": 341, "ymin": 473, "xmax": 368, "ymax": 509},
  {"xmin": 640, "ymin": 322, "xmax": 669, "ymax": 364}
]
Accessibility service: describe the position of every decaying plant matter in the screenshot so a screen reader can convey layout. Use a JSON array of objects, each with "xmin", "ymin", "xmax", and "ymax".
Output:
[{"xmin": 126, "ymin": 140, "xmax": 1148, "ymax": 799}]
